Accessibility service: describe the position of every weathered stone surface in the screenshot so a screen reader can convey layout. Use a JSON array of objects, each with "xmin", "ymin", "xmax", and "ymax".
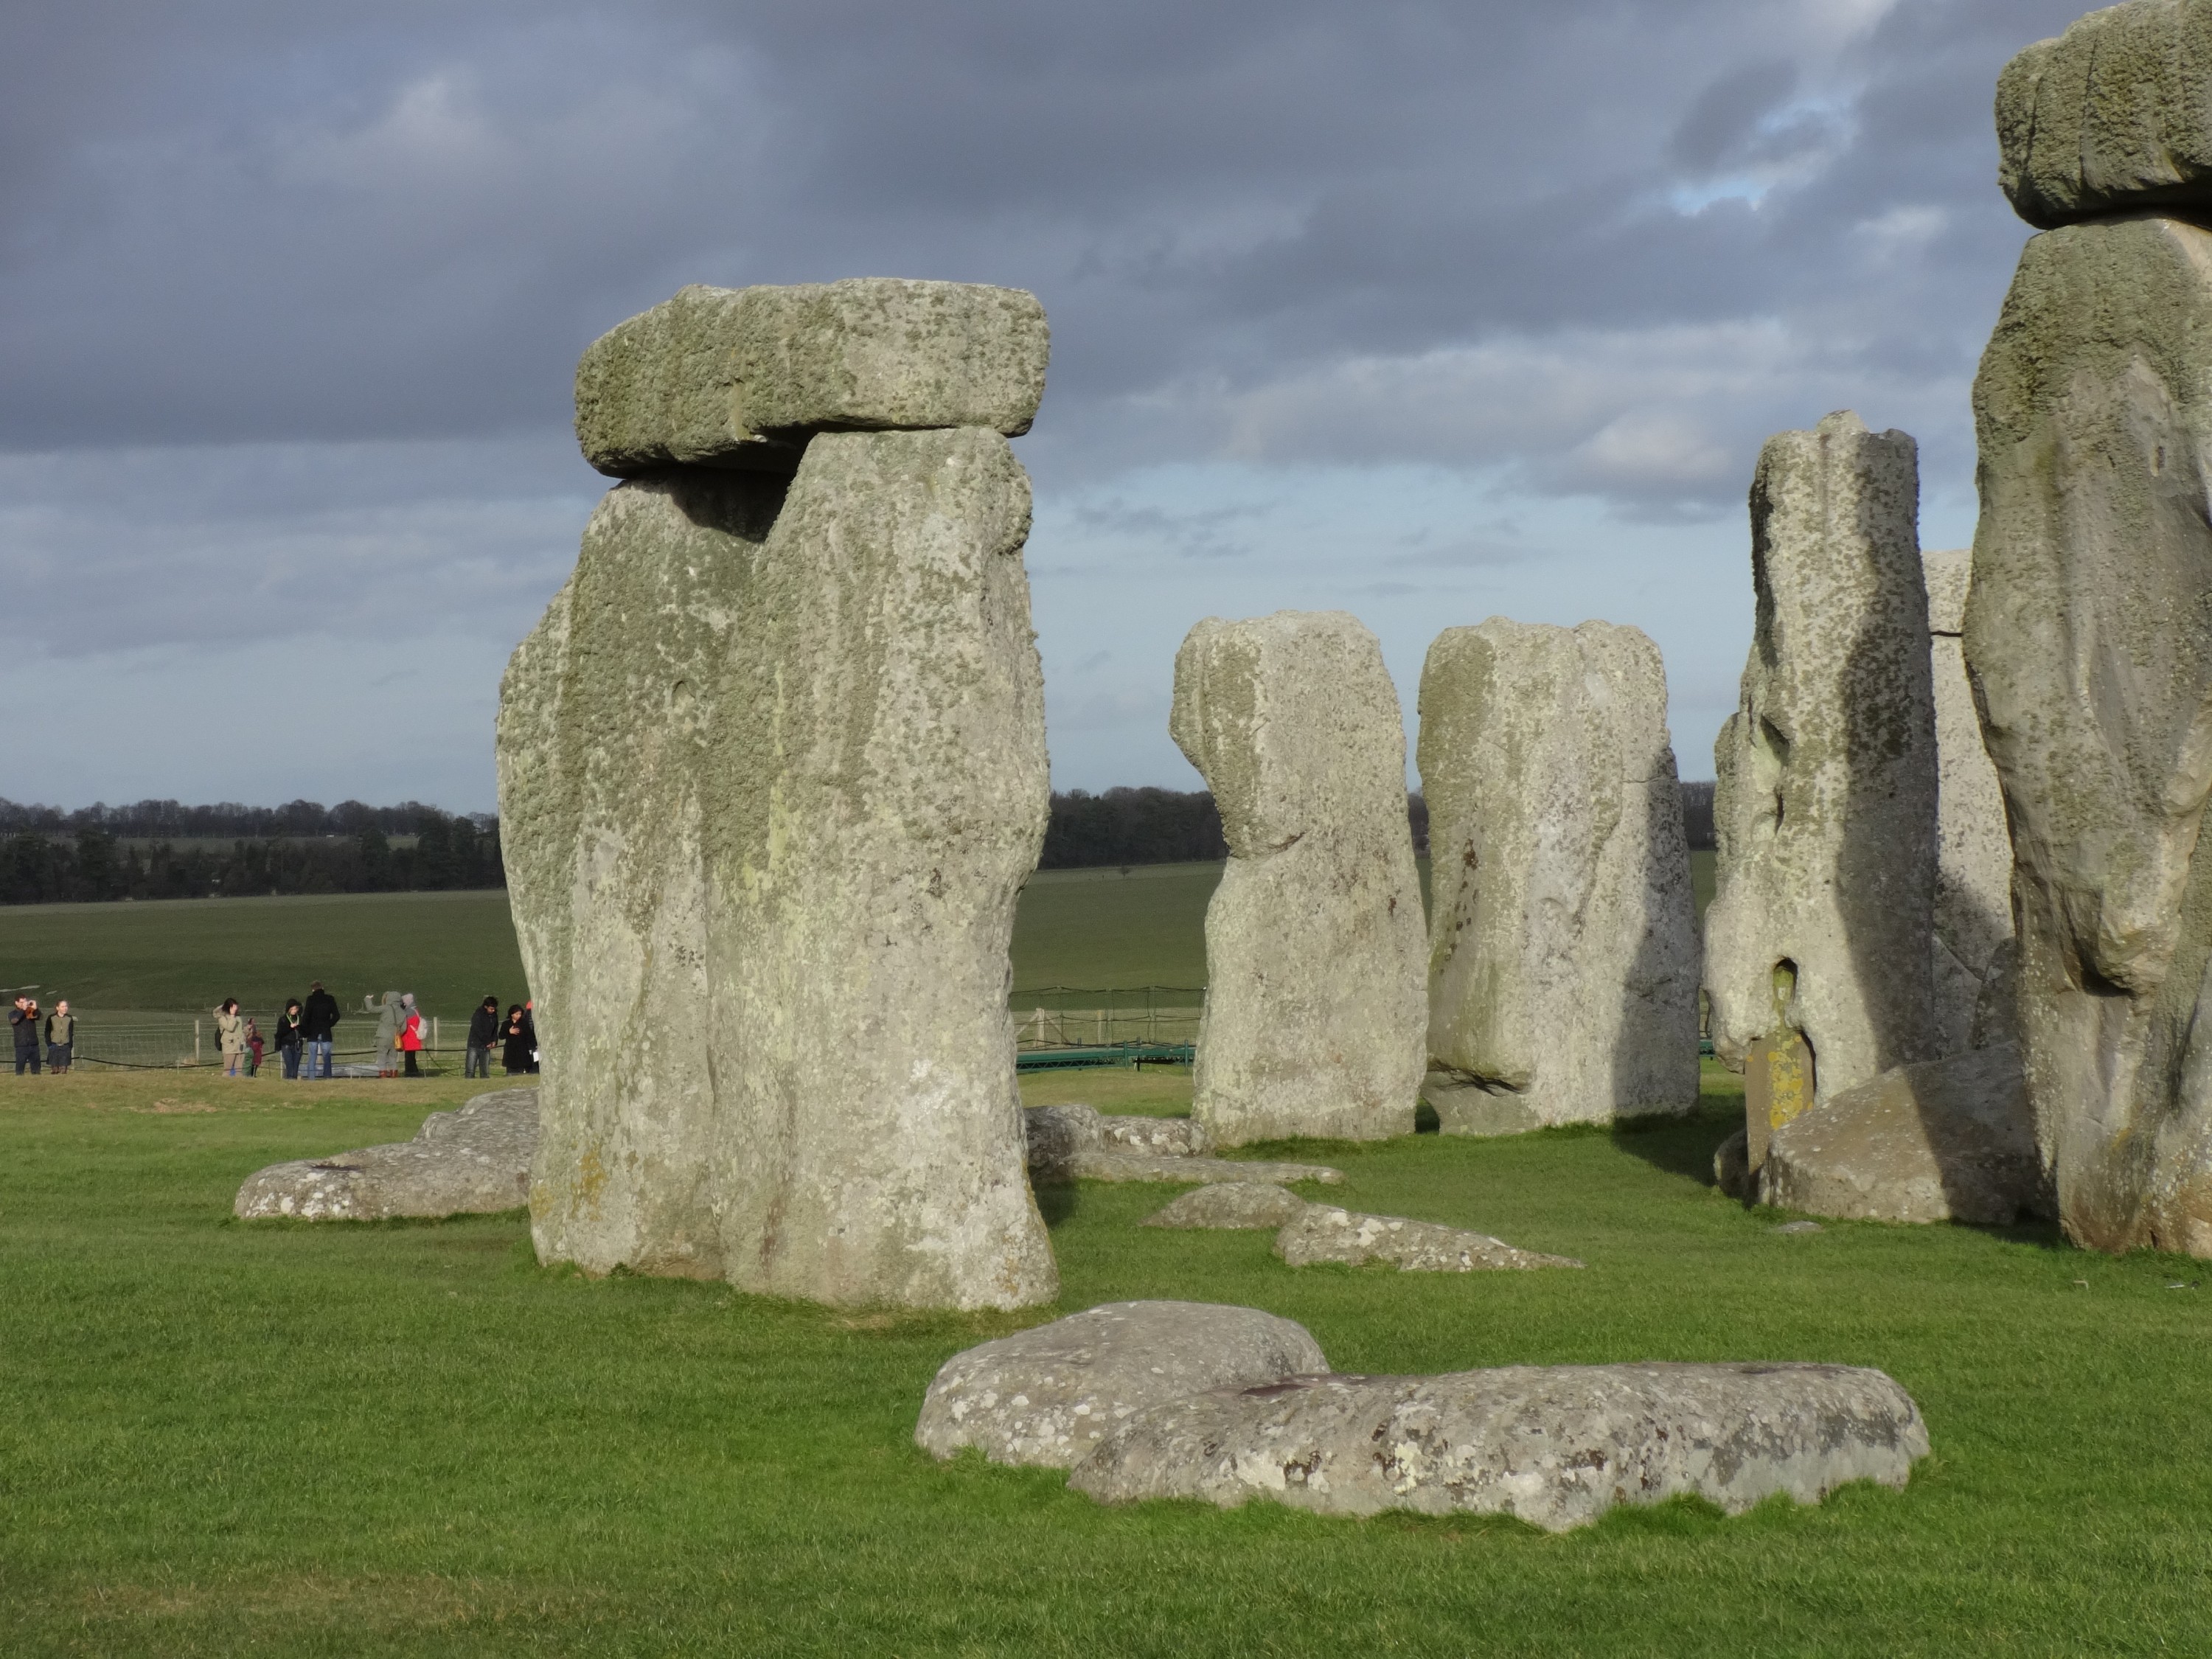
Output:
[
  {"xmin": 1099, "ymin": 1114, "xmax": 1213, "ymax": 1157},
  {"xmin": 499, "ymin": 425, "xmax": 1056, "ymax": 1307},
  {"xmin": 1068, "ymin": 1362, "xmax": 1929, "ymax": 1531},
  {"xmin": 1170, "ymin": 611, "xmax": 1427, "ymax": 1147},
  {"xmin": 1924, "ymin": 548, "xmax": 2016, "ymax": 1054},
  {"xmin": 1759, "ymin": 1043, "xmax": 2048, "ymax": 1225},
  {"xmin": 914, "ymin": 1301, "xmax": 1329, "ymax": 1468},
  {"xmin": 1023, "ymin": 1104, "xmax": 1337, "ymax": 1186},
  {"xmin": 1274, "ymin": 1206, "xmax": 1582, "ymax": 1271},
  {"xmin": 1997, "ymin": 0, "xmax": 2212, "ymax": 230},
  {"xmin": 1966, "ymin": 213, "xmax": 2212, "ymax": 1255},
  {"xmin": 1714, "ymin": 1126, "xmax": 1752, "ymax": 1200},
  {"xmin": 234, "ymin": 1089, "xmax": 538, "ymax": 1221},
  {"xmin": 1142, "ymin": 1183, "xmax": 1310, "ymax": 1230},
  {"xmin": 575, "ymin": 280, "xmax": 1049, "ymax": 475},
  {"xmin": 1705, "ymin": 412, "xmax": 1938, "ymax": 1112},
  {"xmin": 1418, "ymin": 619, "xmax": 1700, "ymax": 1130}
]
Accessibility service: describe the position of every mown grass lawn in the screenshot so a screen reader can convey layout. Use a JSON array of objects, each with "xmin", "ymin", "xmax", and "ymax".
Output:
[{"xmin": 4, "ymin": 1061, "xmax": 2210, "ymax": 1655}]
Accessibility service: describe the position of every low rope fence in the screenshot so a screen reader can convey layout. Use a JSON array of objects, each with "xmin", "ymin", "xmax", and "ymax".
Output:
[
  {"xmin": 46, "ymin": 1006, "xmax": 508, "ymax": 1076},
  {"xmin": 1011, "ymin": 986, "xmax": 1201, "ymax": 1053}
]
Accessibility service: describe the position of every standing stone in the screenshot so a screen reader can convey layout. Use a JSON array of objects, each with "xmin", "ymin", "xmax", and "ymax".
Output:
[
  {"xmin": 1923, "ymin": 549, "xmax": 2015, "ymax": 1053},
  {"xmin": 1966, "ymin": 206, "xmax": 2212, "ymax": 1256},
  {"xmin": 498, "ymin": 284, "xmax": 1057, "ymax": 1308},
  {"xmin": 1169, "ymin": 612, "xmax": 1426, "ymax": 1146},
  {"xmin": 1705, "ymin": 412, "xmax": 1938, "ymax": 1151},
  {"xmin": 1417, "ymin": 619, "xmax": 1700, "ymax": 1133}
]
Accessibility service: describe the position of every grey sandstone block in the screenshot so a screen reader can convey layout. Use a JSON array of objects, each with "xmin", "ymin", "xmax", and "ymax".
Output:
[
  {"xmin": 1417, "ymin": 618, "xmax": 1700, "ymax": 1130},
  {"xmin": 1170, "ymin": 611, "xmax": 1427, "ymax": 1147},
  {"xmin": 1705, "ymin": 411, "xmax": 1938, "ymax": 1106},
  {"xmin": 498, "ymin": 426, "xmax": 1055, "ymax": 1308},
  {"xmin": 575, "ymin": 279, "xmax": 1049, "ymax": 475},
  {"xmin": 1068, "ymin": 1362, "xmax": 1929, "ymax": 1531},
  {"xmin": 1966, "ymin": 212, "xmax": 2212, "ymax": 1256},
  {"xmin": 234, "ymin": 1088, "xmax": 538, "ymax": 1221},
  {"xmin": 914, "ymin": 1300, "xmax": 1329, "ymax": 1468},
  {"xmin": 1997, "ymin": 0, "xmax": 2212, "ymax": 229},
  {"xmin": 1274, "ymin": 1205, "xmax": 1582, "ymax": 1271},
  {"xmin": 1142, "ymin": 1183, "xmax": 1310, "ymax": 1229}
]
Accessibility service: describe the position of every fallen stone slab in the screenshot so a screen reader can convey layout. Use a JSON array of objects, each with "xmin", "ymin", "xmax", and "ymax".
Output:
[
  {"xmin": 1142, "ymin": 1183, "xmax": 1310, "ymax": 1230},
  {"xmin": 1275, "ymin": 1206, "xmax": 1581, "ymax": 1271},
  {"xmin": 914, "ymin": 1300, "xmax": 1329, "ymax": 1469},
  {"xmin": 1024, "ymin": 1104, "xmax": 1338, "ymax": 1186},
  {"xmin": 1759, "ymin": 1043, "xmax": 2051, "ymax": 1226},
  {"xmin": 1068, "ymin": 1361, "xmax": 1929, "ymax": 1531},
  {"xmin": 575, "ymin": 279, "xmax": 1051, "ymax": 475},
  {"xmin": 234, "ymin": 1088, "xmax": 538, "ymax": 1221}
]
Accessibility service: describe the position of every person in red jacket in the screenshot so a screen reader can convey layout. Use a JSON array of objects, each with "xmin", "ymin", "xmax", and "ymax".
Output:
[{"xmin": 398, "ymin": 992, "xmax": 426, "ymax": 1079}]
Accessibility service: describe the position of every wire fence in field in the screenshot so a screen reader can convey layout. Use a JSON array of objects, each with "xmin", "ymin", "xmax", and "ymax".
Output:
[
  {"xmin": 58, "ymin": 1006, "xmax": 481, "ymax": 1074},
  {"xmin": 1011, "ymin": 987, "xmax": 1201, "ymax": 1051}
]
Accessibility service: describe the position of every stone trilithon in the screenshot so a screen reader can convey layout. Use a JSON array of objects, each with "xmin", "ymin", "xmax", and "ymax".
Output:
[{"xmin": 497, "ymin": 279, "xmax": 1059, "ymax": 1308}]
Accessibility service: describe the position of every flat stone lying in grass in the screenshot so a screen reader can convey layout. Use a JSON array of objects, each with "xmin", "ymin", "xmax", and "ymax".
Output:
[
  {"xmin": 1275, "ymin": 1206, "xmax": 1581, "ymax": 1271},
  {"xmin": 914, "ymin": 1300, "xmax": 1329, "ymax": 1469},
  {"xmin": 1759, "ymin": 1043, "xmax": 2050, "ymax": 1226},
  {"xmin": 1068, "ymin": 1361, "xmax": 1928, "ymax": 1531},
  {"xmin": 1142, "ymin": 1183, "xmax": 1309, "ymax": 1230},
  {"xmin": 1024, "ymin": 1104, "xmax": 1340, "ymax": 1186},
  {"xmin": 233, "ymin": 1088, "xmax": 538, "ymax": 1221}
]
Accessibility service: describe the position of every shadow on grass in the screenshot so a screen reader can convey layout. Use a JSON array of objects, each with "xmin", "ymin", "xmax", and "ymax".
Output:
[{"xmin": 1609, "ymin": 1096, "xmax": 1741, "ymax": 1189}]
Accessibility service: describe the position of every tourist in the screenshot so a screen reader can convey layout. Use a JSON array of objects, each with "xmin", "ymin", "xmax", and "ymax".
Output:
[
  {"xmin": 274, "ymin": 999, "xmax": 304, "ymax": 1079},
  {"xmin": 397, "ymin": 992, "xmax": 425, "ymax": 1079},
  {"xmin": 214, "ymin": 998, "xmax": 247, "ymax": 1078},
  {"xmin": 465, "ymin": 995, "xmax": 499, "ymax": 1079},
  {"xmin": 522, "ymin": 1000, "xmax": 540, "ymax": 1074},
  {"xmin": 373, "ymin": 991, "xmax": 402, "ymax": 1077},
  {"xmin": 299, "ymin": 981, "xmax": 340, "ymax": 1079},
  {"xmin": 246, "ymin": 1016, "xmax": 265, "ymax": 1076},
  {"xmin": 12, "ymin": 995, "xmax": 43, "ymax": 1075},
  {"xmin": 44, "ymin": 1000, "xmax": 74, "ymax": 1074},
  {"xmin": 501, "ymin": 1004, "xmax": 530, "ymax": 1075}
]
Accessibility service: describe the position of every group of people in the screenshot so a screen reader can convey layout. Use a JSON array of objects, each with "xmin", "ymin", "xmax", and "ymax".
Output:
[
  {"xmin": 213, "ymin": 984, "xmax": 538, "ymax": 1079},
  {"xmin": 9, "ymin": 995, "xmax": 73, "ymax": 1074}
]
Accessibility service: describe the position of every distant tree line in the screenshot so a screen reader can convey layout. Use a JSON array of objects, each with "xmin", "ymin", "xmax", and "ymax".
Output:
[
  {"xmin": 0, "ymin": 801, "xmax": 502, "ymax": 905},
  {"xmin": 1680, "ymin": 781, "xmax": 1717, "ymax": 852},
  {"xmin": 0, "ymin": 797, "xmax": 481, "ymax": 840}
]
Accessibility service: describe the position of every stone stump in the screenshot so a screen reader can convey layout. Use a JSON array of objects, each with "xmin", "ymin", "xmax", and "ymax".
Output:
[
  {"xmin": 1416, "ymin": 619, "xmax": 1700, "ymax": 1132},
  {"xmin": 498, "ymin": 279, "xmax": 1059, "ymax": 1308},
  {"xmin": 1967, "ymin": 7, "xmax": 2212, "ymax": 1254},
  {"xmin": 1169, "ymin": 611, "xmax": 1426, "ymax": 1146},
  {"xmin": 1705, "ymin": 411, "xmax": 1938, "ymax": 1182},
  {"xmin": 1923, "ymin": 548, "xmax": 2015, "ymax": 1053}
]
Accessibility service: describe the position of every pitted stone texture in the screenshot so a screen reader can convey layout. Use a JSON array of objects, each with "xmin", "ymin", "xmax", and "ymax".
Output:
[
  {"xmin": 1997, "ymin": 0, "xmax": 2212, "ymax": 230},
  {"xmin": 234, "ymin": 1089, "xmax": 538, "ymax": 1221},
  {"xmin": 1924, "ymin": 549, "xmax": 2015, "ymax": 1054},
  {"xmin": 1023, "ymin": 1105, "xmax": 1329, "ymax": 1185},
  {"xmin": 1142, "ymin": 1183, "xmax": 1311, "ymax": 1230},
  {"xmin": 1758, "ymin": 1044, "xmax": 2048, "ymax": 1225},
  {"xmin": 1418, "ymin": 619, "xmax": 1700, "ymax": 1130},
  {"xmin": 914, "ymin": 1300, "xmax": 1329, "ymax": 1468},
  {"xmin": 1274, "ymin": 1206, "xmax": 1582, "ymax": 1272},
  {"xmin": 499, "ymin": 426, "xmax": 1055, "ymax": 1308},
  {"xmin": 1068, "ymin": 1362, "xmax": 1928, "ymax": 1531},
  {"xmin": 1171, "ymin": 611, "xmax": 1427, "ymax": 1147},
  {"xmin": 576, "ymin": 280, "xmax": 1048, "ymax": 475},
  {"xmin": 1966, "ymin": 214, "xmax": 2212, "ymax": 1256},
  {"xmin": 1099, "ymin": 1115, "xmax": 1212, "ymax": 1156},
  {"xmin": 1705, "ymin": 412, "xmax": 1938, "ymax": 1105}
]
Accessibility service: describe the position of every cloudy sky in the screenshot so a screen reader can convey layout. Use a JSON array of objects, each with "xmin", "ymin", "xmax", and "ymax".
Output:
[{"xmin": 0, "ymin": 0, "xmax": 2077, "ymax": 812}]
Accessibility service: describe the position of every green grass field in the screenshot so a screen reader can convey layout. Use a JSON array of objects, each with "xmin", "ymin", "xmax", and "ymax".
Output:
[{"xmin": 10, "ymin": 860, "xmax": 2170, "ymax": 1657}]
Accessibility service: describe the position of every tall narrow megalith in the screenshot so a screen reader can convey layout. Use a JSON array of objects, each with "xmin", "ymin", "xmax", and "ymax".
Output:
[
  {"xmin": 1417, "ymin": 619, "xmax": 1700, "ymax": 1133},
  {"xmin": 1922, "ymin": 549, "xmax": 2015, "ymax": 1053},
  {"xmin": 1170, "ymin": 611, "xmax": 1426, "ymax": 1147},
  {"xmin": 497, "ymin": 279, "xmax": 1058, "ymax": 1308},
  {"xmin": 1705, "ymin": 412, "xmax": 1938, "ymax": 1145},
  {"xmin": 1968, "ymin": 0, "xmax": 2212, "ymax": 1255}
]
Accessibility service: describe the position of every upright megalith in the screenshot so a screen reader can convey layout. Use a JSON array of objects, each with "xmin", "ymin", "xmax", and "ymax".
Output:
[
  {"xmin": 1923, "ymin": 549, "xmax": 2015, "ymax": 1053},
  {"xmin": 1967, "ymin": 2, "xmax": 2212, "ymax": 1255},
  {"xmin": 498, "ymin": 279, "xmax": 1058, "ymax": 1309},
  {"xmin": 1170, "ymin": 611, "xmax": 1426, "ymax": 1146},
  {"xmin": 1705, "ymin": 412, "xmax": 1938, "ymax": 1155},
  {"xmin": 1417, "ymin": 619, "xmax": 1700, "ymax": 1133}
]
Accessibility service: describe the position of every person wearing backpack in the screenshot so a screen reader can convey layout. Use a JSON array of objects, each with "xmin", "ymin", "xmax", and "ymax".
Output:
[
  {"xmin": 299, "ymin": 981, "xmax": 340, "ymax": 1079},
  {"xmin": 397, "ymin": 993, "xmax": 426, "ymax": 1079}
]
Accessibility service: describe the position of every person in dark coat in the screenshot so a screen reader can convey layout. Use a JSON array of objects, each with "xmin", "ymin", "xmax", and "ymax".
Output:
[
  {"xmin": 521, "ymin": 1001, "xmax": 540, "ymax": 1074},
  {"xmin": 274, "ymin": 999, "xmax": 304, "ymax": 1079},
  {"xmin": 299, "ymin": 981, "xmax": 341, "ymax": 1079},
  {"xmin": 12, "ymin": 995, "xmax": 42, "ymax": 1075},
  {"xmin": 501, "ymin": 1004, "xmax": 530, "ymax": 1075},
  {"xmin": 465, "ymin": 995, "xmax": 500, "ymax": 1079}
]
